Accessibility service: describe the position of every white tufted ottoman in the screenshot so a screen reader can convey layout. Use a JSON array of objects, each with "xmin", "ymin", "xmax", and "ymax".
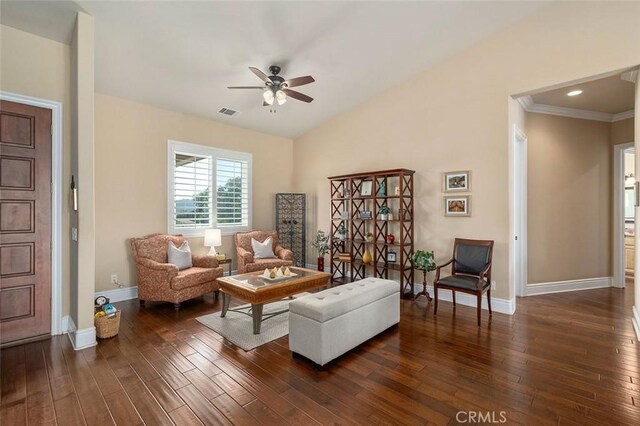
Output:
[{"xmin": 288, "ymin": 278, "xmax": 400, "ymax": 365}]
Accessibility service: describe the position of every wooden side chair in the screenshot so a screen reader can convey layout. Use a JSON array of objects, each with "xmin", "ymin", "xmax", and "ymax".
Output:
[{"xmin": 433, "ymin": 238, "xmax": 494, "ymax": 326}]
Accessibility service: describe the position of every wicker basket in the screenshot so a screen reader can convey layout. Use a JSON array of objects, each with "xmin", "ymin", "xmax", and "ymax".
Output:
[{"xmin": 95, "ymin": 310, "xmax": 121, "ymax": 339}]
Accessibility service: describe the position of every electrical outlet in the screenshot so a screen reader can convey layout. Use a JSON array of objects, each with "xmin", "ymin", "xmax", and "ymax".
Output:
[
  {"xmin": 491, "ymin": 280, "xmax": 496, "ymax": 290},
  {"xmin": 111, "ymin": 274, "xmax": 118, "ymax": 285},
  {"xmin": 71, "ymin": 227, "xmax": 78, "ymax": 241}
]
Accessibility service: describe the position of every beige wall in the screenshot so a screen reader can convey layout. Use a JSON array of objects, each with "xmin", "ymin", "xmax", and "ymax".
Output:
[
  {"xmin": 0, "ymin": 25, "xmax": 72, "ymax": 316},
  {"xmin": 526, "ymin": 113, "xmax": 612, "ymax": 284},
  {"xmin": 94, "ymin": 94, "xmax": 293, "ymax": 291},
  {"xmin": 293, "ymin": 1, "xmax": 640, "ymax": 300},
  {"xmin": 612, "ymin": 118, "xmax": 635, "ymax": 145}
]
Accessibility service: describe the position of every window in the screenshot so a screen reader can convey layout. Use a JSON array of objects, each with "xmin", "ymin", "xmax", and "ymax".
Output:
[{"xmin": 168, "ymin": 140, "xmax": 251, "ymax": 236}]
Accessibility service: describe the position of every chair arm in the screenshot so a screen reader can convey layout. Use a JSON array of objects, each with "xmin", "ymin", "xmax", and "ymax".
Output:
[
  {"xmin": 192, "ymin": 255, "xmax": 219, "ymax": 268},
  {"xmin": 237, "ymin": 247, "xmax": 254, "ymax": 264},
  {"xmin": 435, "ymin": 258, "xmax": 454, "ymax": 281},
  {"xmin": 275, "ymin": 245, "xmax": 293, "ymax": 261},
  {"xmin": 137, "ymin": 258, "xmax": 179, "ymax": 274},
  {"xmin": 475, "ymin": 263, "xmax": 492, "ymax": 289}
]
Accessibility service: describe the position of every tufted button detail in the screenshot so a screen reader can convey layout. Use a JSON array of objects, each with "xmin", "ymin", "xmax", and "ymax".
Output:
[
  {"xmin": 332, "ymin": 292, "xmax": 341, "ymax": 295},
  {"xmin": 316, "ymin": 297, "xmax": 325, "ymax": 300}
]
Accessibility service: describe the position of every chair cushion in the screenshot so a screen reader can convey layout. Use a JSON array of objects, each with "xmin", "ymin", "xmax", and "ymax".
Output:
[
  {"xmin": 171, "ymin": 267, "xmax": 219, "ymax": 290},
  {"xmin": 252, "ymin": 236, "xmax": 276, "ymax": 259},
  {"xmin": 437, "ymin": 274, "xmax": 488, "ymax": 291},
  {"xmin": 454, "ymin": 244, "xmax": 491, "ymax": 275},
  {"xmin": 168, "ymin": 241, "xmax": 192, "ymax": 270}
]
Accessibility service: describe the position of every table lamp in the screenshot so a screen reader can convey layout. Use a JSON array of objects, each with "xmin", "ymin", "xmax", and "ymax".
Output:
[{"xmin": 204, "ymin": 229, "xmax": 222, "ymax": 256}]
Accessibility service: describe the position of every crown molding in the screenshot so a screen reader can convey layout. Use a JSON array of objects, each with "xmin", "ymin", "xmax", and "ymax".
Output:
[
  {"xmin": 516, "ymin": 95, "xmax": 634, "ymax": 123},
  {"xmin": 621, "ymin": 69, "xmax": 638, "ymax": 84}
]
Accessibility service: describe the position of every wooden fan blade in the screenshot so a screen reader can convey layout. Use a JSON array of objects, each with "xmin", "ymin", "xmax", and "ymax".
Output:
[
  {"xmin": 249, "ymin": 67, "xmax": 269, "ymax": 83},
  {"xmin": 227, "ymin": 86, "xmax": 264, "ymax": 89},
  {"xmin": 283, "ymin": 89, "xmax": 313, "ymax": 103},
  {"xmin": 283, "ymin": 75, "xmax": 315, "ymax": 88}
]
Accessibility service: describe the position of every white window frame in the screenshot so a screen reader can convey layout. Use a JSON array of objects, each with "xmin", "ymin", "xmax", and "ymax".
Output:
[{"xmin": 167, "ymin": 140, "xmax": 252, "ymax": 236}]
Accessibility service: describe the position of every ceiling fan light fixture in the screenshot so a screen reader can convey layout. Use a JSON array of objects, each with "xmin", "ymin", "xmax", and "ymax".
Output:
[
  {"xmin": 275, "ymin": 89, "xmax": 287, "ymax": 105},
  {"xmin": 263, "ymin": 89, "xmax": 274, "ymax": 105}
]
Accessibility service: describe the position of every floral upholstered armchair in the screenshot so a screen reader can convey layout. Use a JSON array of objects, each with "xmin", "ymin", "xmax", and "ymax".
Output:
[
  {"xmin": 130, "ymin": 233, "xmax": 223, "ymax": 310},
  {"xmin": 235, "ymin": 230, "xmax": 294, "ymax": 274}
]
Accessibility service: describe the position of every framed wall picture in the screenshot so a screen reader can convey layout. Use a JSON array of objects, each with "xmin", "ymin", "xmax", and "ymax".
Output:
[
  {"xmin": 340, "ymin": 210, "xmax": 349, "ymax": 219},
  {"xmin": 361, "ymin": 180, "xmax": 373, "ymax": 196},
  {"xmin": 359, "ymin": 210, "xmax": 372, "ymax": 219},
  {"xmin": 444, "ymin": 195, "xmax": 471, "ymax": 217},
  {"xmin": 443, "ymin": 170, "xmax": 471, "ymax": 192},
  {"xmin": 387, "ymin": 251, "xmax": 397, "ymax": 263}
]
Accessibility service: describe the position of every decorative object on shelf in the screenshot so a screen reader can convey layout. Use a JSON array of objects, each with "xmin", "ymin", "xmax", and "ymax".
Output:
[
  {"xmin": 336, "ymin": 222, "xmax": 347, "ymax": 240},
  {"xmin": 378, "ymin": 181, "xmax": 386, "ymax": 196},
  {"xmin": 311, "ymin": 230, "xmax": 330, "ymax": 271},
  {"xmin": 338, "ymin": 252, "xmax": 352, "ymax": 261},
  {"xmin": 342, "ymin": 186, "xmax": 350, "ymax": 197},
  {"xmin": 276, "ymin": 193, "xmax": 306, "ymax": 267},
  {"xmin": 204, "ymin": 228, "xmax": 222, "ymax": 255},
  {"xmin": 398, "ymin": 208, "xmax": 411, "ymax": 221},
  {"xmin": 379, "ymin": 205, "xmax": 391, "ymax": 220},
  {"xmin": 386, "ymin": 234, "xmax": 395, "ymax": 244},
  {"xmin": 394, "ymin": 186, "xmax": 400, "ymax": 196},
  {"xmin": 412, "ymin": 250, "xmax": 436, "ymax": 302},
  {"xmin": 443, "ymin": 170, "xmax": 471, "ymax": 192},
  {"xmin": 359, "ymin": 210, "xmax": 372, "ymax": 219},
  {"xmin": 362, "ymin": 249, "xmax": 372, "ymax": 264},
  {"xmin": 387, "ymin": 213, "xmax": 394, "ymax": 220},
  {"xmin": 340, "ymin": 210, "xmax": 349, "ymax": 219},
  {"xmin": 444, "ymin": 195, "xmax": 471, "ymax": 217},
  {"xmin": 387, "ymin": 251, "xmax": 397, "ymax": 263},
  {"xmin": 361, "ymin": 180, "xmax": 373, "ymax": 196},
  {"xmin": 366, "ymin": 232, "xmax": 375, "ymax": 242}
]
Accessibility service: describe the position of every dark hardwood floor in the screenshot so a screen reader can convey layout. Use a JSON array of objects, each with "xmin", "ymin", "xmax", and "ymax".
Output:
[{"xmin": 1, "ymin": 281, "xmax": 639, "ymax": 425}]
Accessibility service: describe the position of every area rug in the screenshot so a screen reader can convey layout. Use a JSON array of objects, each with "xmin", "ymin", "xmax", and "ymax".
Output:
[{"xmin": 196, "ymin": 294, "xmax": 309, "ymax": 351}]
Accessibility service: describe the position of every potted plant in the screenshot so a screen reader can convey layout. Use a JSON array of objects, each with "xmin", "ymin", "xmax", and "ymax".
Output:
[
  {"xmin": 412, "ymin": 250, "xmax": 436, "ymax": 300},
  {"xmin": 412, "ymin": 250, "xmax": 436, "ymax": 272},
  {"xmin": 336, "ymin": 222, "xmax": 347, "ymax": 240},
  {"xmin": 311, "ymin": 230, "xmax": 330, "ymax": 271},
  {"xmin": 379, "ymin": 205, "xmax": 391, "ymax": 220}
]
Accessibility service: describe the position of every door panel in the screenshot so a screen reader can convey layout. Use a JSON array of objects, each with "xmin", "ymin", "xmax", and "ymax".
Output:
[{"xmin": 0, "ymin": 100, "xmax": 51, "ymax": 345}]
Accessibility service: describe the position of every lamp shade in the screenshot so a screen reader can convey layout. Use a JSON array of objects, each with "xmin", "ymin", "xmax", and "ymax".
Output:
[{"xmin": 204, "ymin": 229, "xmax": 222, "ymax": 247}]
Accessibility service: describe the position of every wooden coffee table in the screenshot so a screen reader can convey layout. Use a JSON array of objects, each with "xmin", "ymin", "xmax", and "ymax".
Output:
[{"xmin": 216, "ymin": 267, "xmax": 331, "ymax": 334}]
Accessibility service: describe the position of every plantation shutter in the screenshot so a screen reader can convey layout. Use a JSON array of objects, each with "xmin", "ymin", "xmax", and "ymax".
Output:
[
  {"xmin": 172, "ymin": 153, "xmax": 212, "ymax": 230},
  {"xmin": 216, "ymin": 158, "xmax": 249, "ymax": 227}
]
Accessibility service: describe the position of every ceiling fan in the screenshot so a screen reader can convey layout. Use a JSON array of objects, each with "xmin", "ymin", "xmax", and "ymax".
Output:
[{"xmin": 228, "ymin": 65, "xmax": 315, "ymax": 111}]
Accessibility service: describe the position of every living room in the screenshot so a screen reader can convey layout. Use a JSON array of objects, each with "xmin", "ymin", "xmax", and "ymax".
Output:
[{"xmin": 1, "ymin": 1, "xmax": 640, "ymax": 424}]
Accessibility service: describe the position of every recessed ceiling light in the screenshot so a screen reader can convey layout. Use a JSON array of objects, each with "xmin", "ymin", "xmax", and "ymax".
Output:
[{"xmin": 567, "ymin": 90, "xmax": 583, "ymax": 97}]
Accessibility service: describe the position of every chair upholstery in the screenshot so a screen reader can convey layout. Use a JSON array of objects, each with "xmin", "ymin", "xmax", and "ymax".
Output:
[
  {"xmin": 433, "ymin": 238, "xmax": 494, "ymax": 326},
  {"xmin": 130, "ymin": 233, "xmax": 223, "ymax": 309},
  {"xmin": 235, "ymin": 230, "xmax": 293, "ymax": 274}
]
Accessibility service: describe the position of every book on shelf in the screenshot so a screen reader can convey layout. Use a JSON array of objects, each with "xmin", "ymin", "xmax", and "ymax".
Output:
[{"xmin": 338, "ymin": 252, "xmax": 352, "ymax": 261}]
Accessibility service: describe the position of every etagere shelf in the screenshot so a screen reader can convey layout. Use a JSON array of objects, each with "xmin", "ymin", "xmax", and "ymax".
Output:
[{"xmin": 328, "ymin": 168, "xmax": 415, "ymax": 298}]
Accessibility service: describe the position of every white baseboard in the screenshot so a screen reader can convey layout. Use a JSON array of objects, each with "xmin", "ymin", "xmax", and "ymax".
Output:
[
  {"xmin": 96, "ymin": 285, "xmax": 138, "ymax": 303},
  {"xmin": 416, "ymin": 284, "xmax": 515, "ymax": 315},
  {"xmin": 633, "ymin": 306, "xmax": 640, "ymax": 341},
  {"xmin": 65, "ymin": 315, "xmax": 97, "ymax": 350},
  {"xmin": 525, "ymin": 276, "xmax": 612, "ymax": 296}
]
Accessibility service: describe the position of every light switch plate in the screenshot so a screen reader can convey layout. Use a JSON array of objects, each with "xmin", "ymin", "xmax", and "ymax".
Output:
[{"xmin": 72, "ymin": 227, "xmax": 78, "ymax": 241}]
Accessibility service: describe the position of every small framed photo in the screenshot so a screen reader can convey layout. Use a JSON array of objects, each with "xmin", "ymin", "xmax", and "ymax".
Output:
[
  {"xmin": 359, "ymin": 210, "xmax": 372, "ymax": 219},
  {"xmin": 361, "ymin": 180, "xmax": 373, "ymax": 197},
  {"xmin": 340, "ymin": 211, "xmax": 349, "ymax": 219},
  {"xmin": 394, "ymin": 186, "xmax": 400, "ymax": 196},
  {"xmin": 444, "ymin": 195, "xmax": 471, "ymax": 217},
  {"xmin": 387, "ymin": 251, "xmax": 397, "ymax": 263},
  {"xmin": 443, "ymin": 170, "xmax": 471, "ymax": 192}
]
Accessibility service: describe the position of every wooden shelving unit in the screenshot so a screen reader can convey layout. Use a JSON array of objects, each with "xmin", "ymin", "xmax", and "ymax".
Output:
[{"xmin": 328, "ymin": 169, "xmax": 415, "ymax": 298}]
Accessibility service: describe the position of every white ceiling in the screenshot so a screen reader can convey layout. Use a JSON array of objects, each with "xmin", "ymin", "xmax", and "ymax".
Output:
[{"xmin": 1, "ymin": 1, "xmax": 546, "ymax": 138}]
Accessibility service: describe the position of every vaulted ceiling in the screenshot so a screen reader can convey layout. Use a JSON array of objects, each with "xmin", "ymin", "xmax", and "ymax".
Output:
[{"xmin": 1, "ymin": 1, "xmax": 547, "ymax": 138}]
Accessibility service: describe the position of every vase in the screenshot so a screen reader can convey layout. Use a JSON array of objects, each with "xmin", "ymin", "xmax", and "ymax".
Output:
[
  {"xmin": 386, "ymin": 234, "xmax": 395, "ymax": 244},
  {"xmin": 317, "ymin": 257, "xmax": 324, "ymax": 271},
  {"xmin": 362, "ymin": 249, "xmax": 372, "ymax": 265}
]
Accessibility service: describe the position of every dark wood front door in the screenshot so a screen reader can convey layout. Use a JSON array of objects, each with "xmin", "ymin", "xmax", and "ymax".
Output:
[{"xmin": 0, "ymin": 100, "xmax": 52, "ymax": 345}]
